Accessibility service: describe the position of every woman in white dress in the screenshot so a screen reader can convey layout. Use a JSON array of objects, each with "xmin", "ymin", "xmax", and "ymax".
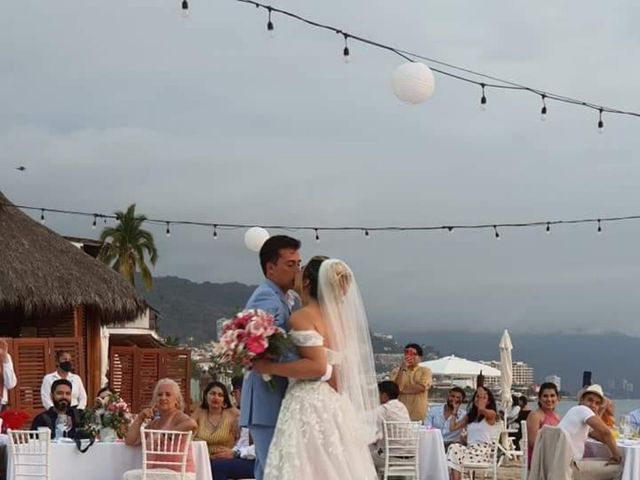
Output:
[{"xmin": 253, "ymin": 256, "xmax": 379, "ymax": 480}]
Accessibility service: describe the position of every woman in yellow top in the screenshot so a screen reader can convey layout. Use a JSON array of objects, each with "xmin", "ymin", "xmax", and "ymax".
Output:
[
  {"xmin": 192, "ymin": 381, "xmax": 239, "ymax": 459},
  {"xmin": 391, "ymin": 343, "xmax": 432, "ymax": 421}
]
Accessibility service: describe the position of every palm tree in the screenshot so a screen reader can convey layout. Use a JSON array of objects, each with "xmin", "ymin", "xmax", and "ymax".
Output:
[{"xmin": 98, "ymin": 204, "xmax": 159, "ymax": 290}]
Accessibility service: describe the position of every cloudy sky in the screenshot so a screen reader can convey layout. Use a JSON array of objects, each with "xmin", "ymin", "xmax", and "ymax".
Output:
[{"xmin": 3, "ymin": 0, "xmax": 640, "ymax": 335}]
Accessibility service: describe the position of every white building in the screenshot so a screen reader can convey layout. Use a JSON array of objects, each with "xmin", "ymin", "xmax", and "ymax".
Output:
[
  {"xmin": 480, "ymin": 360, "xmax": 534, "ymax": 387},
  {"xmin": 545, "ymin": 375, "xmax": 562, "ymax": 391}
]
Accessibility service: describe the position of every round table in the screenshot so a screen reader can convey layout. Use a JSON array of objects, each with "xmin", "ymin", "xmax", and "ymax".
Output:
[
  {"xmin": 584, "ymin": 438, "xmax": 640, "ymax": 480},
  {"xmin": 418, "ymin": 428, "xmax": 448, "ymax": 480}
]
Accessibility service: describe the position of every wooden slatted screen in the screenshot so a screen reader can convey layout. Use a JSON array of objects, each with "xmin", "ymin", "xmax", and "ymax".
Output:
[
  {"xmin": 12, "ymin": 339, "xmax": 48, "ymax": 414},
  {"xmin": 8, "ymin": 338, "xmax": 84, "ymax": 417},
  {"xmin": 110, "ymin": 347, "xmax": 135, "ymax": 409},
  {"xmin": 109, "ymin": 346, "xmax": 191, "ymax": 413},
  {"xmin": 159, "ymin": 350, "xmax": 191, "ymax": 409}
]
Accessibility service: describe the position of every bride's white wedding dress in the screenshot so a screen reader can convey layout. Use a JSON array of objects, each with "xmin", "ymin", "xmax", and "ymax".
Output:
[{"xmin": 263, "ymin": 329, "xmax": 378, "ymax": 480}]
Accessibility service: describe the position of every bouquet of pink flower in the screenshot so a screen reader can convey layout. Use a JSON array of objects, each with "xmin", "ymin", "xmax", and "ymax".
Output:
[{"xmin": 213, "ymin": 309, "xmax": 290, "ymax": 386}]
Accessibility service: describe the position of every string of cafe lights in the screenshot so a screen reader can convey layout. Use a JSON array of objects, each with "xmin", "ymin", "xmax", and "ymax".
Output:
[
  {"xmin": 5, "ymin": 201, "xmax": 640, "ymax": 242},
  {"xmin": 178, "ymin": 0, "xmax": 640, "ymax": 132}
]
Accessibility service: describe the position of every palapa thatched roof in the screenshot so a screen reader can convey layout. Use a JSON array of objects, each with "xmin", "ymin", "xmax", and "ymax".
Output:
[{"xmin": 0, "ymin": 191, "xmax": 148, "ymax": 322}]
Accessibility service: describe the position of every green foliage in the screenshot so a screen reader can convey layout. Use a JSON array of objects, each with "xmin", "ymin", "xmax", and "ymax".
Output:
[{"xmin": 98, "ymin": 204, "xmax": 158, "ymax": 291}]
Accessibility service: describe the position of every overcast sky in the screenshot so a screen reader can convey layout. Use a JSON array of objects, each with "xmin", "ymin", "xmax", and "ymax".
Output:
[{"xmin": 3, "ymin": 0, "xmax": 640, "ymax": 335}]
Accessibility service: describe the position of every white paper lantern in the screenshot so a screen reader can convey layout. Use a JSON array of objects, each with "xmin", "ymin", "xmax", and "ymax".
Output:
[
  {"xmin": 244, "ymin": 227, "xmax": 270, "ymax": 252},
  {"xmin": 392, "ymin": 62, "xmax": 435, "ymax": 105}
]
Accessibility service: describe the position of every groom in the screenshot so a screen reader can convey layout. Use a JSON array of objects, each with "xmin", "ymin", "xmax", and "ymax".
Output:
[{"xmin": 240, "ymin": 235, "xmax": 301, "ymax": 480}]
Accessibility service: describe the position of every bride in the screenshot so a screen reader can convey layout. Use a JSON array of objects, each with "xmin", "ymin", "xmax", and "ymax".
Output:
[{"xmin": 253, "ymin": 256, "xmax": 379, "ymax": 479}]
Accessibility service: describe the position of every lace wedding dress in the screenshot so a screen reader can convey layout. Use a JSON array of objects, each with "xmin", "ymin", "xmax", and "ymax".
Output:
[{"xmin": 263, "ymin": 330, "xmax": 378, "ymax": 480}]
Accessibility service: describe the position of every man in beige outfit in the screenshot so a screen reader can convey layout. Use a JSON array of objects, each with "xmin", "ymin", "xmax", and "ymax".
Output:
[{"xmin": 391, "ymin": 343, "xmax": 432, "ymax": 421}]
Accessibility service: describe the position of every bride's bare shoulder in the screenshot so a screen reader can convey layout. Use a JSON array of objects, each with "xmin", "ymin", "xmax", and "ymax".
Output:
[{"xmin": 289, "ymin": 305, "xmax": 323, "ymax": 331}]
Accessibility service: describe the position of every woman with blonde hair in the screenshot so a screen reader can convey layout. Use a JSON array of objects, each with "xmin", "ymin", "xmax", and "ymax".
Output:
[{"xmin": 123, "ymin": 378, "xmax": 197, "ymax": 478}]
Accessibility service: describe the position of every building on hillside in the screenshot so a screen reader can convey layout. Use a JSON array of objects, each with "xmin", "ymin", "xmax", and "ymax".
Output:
[
  {"xmin": 545, "ymin": 374, "xmax": 562, "ymax": 391},
  {"xmin": 513, "ymin": 361, "xmax": 534, "ymax": 386},
  {"xmin": 480, "ymin": 360, "xmax": 535, "ymax": 388},
  {"xmin": 0, "ymin": 191, "xmax": 189, "ymax": 415}
]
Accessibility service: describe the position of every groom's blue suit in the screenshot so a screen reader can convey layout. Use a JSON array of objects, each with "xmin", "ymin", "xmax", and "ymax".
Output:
[{"xmin": 239, "ymin": 279, "xmax": 297, "ymax": 480}]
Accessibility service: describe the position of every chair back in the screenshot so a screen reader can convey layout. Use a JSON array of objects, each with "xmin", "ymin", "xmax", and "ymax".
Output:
[
  {"xmin": 520, "ymin": 420, "xmax": 528, "ymax": 480},
  {"xmin": 529, "ymin": 426, "xmax": 574, "ymax": 480},
  {"xmin": 8, "ymin": 428, "xmax": 51, "ymax": 480},
  {"xmin": 140, "ymin": 427, "xmax": 193, "ymax": 480},
  {"xmin": 382, "ymin": 420, "xmax": 421, "ymax": 480}
]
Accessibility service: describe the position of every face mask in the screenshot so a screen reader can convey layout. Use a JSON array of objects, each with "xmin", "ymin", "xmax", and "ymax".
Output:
[{"xmin": 59, "ymin": 361, "xmax": 73, "ymax": 372}]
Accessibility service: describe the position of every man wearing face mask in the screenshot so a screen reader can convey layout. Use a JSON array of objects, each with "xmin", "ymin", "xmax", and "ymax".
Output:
[
  {"xmin": 32, "ymin": 379, "xmax": 83, "ymax": 438},
  {"xmin": 40, "ymin": 350, "xmax": 88, "ymax": 410}
]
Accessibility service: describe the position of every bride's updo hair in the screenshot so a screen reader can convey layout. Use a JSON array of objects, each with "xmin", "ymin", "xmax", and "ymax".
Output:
[
  {"xmin": 303, "ymin": 256, "xmax": 329, "ymax": 300},
  {"xmin": 324, "ymin": 260, "xmax": 353, "ymax": 298}
]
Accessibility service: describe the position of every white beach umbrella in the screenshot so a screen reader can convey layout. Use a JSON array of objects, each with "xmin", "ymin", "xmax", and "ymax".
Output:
[
  {"xmin": 420, "ymin": 355, "xmax": 501, "ymax": 377},
  {"xmin": 499, "ymin": 329, "xmax": 514, "ymax": 411}
]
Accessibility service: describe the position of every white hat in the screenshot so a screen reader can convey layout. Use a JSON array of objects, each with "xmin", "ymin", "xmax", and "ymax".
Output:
[{"xmin": 577, "ymin": 384, "xmax": 605, "ymax": 402}]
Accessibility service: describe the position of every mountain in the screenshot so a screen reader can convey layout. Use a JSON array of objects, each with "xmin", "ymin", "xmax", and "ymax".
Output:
[
  {"xmin": 395, "ymin": 330, "xmax": 640, "ymax": 397},
  {"xmin": 137, "ymin": 276, "xmax": 257, "ymax": 343},
  {"xmin": 137, "ymin": 276, "xmax": 640, "ymax": 398}
]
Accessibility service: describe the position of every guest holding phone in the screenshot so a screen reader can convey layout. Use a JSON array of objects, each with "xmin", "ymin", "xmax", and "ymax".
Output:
[{"xmin": 391, "ymin": 343, "xmax": 432, "ymax": 421}]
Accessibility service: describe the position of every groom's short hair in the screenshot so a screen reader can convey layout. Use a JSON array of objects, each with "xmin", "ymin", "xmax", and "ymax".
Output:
[{"xmin": 259, "ymin": 235, "xmax": 301, "ymax": 275}]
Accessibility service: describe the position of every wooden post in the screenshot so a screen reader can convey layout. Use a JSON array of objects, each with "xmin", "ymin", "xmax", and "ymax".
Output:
[{"xmin": 85, "ymin": 310, "xmax": 103, "ymax": 404}]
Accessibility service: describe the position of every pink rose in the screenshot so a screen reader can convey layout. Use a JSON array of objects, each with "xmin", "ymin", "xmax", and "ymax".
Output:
[{"xmin": 246, "ymin": 336, "xmax": 268, "ymax": 355}]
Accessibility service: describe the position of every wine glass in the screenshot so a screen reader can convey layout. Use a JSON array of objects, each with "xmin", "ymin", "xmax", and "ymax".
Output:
[{"xmin": 618, "ymin": 415, "xmax": 630, "ymax": 439}]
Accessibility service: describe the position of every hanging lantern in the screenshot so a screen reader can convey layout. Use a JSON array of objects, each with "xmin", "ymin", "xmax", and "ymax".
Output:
[
  {"xmin": 244, "ymin": 227, "xmax": 270, "ymax": 252},
  {"xmin": 392, "ymin": 62, "xmax": 435, "ymax": 105}
]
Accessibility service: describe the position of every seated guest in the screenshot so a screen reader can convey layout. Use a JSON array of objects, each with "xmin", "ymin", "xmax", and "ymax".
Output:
[
  {"xmin": 425, "ymin": 386, "xmax": 466, "ymax": 449},
  {"xmin": 371, "ymin": 380, "xmax": 411, "ymax": 469},
  {"xmin": 0, "ymin": 339, "xmax": 17, "ymax": 412},
  {"xmin": 557, "ymin": 384, "xmax": 621, "ymax": 478},
  {"xmin": 192, "ymin": 381, "xmax": 239, "ymax": 458},
  {"xmin": 207, "ymin": 377, "xmax": 256, "ymax": 480},
  {"xmin": 40, "ymin": 350, "xmax": 87, "ymax": 410},
  {"xmin": 630, "ymin": 407, "xmax": 640, "ymax": 429},
  {"xmin": 31, "ymin": 379, "xmax": 83, "ymax": 439},
  {"xmin": 505, "ymin": 394, "xmax": 521, "ymax": 428},
  {"xmin": 391, "ymin": 344, "xmax": 432, "ymax": 421},
  {"xmin": 512, "ymin": 395, "xmax": 532, "ymax": 450},
  {"xmin": 95, "ymin": 386, "xmax": 114, "ymax": 406},
  {"xmin": 526, "ymin": 382, "xmax": 560, "ymax": 468},
  {"xmin": 124, "ymin": 378, "xmax": 197, "ymax": 478},
  {"xmin": 447, "ymin": 386, "xmax": 499, "ymax": 480}
]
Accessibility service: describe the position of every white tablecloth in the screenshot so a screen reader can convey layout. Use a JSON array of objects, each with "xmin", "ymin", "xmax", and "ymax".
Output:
[
  {"xmin": 7, "ymin": 440, "xmax": 212, "ymax": 480},
  {"xmin": 584, "ymin": 439, "xmax": 640, "ymax": 480},
  {"xmin": 418, "ymin": 429, "xmax": 448, "ymax": 480}
]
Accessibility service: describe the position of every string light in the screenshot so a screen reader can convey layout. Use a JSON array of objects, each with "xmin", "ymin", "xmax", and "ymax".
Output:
[
  {"xmin": 598, "ymin": 108, "xmax": 604, "ymax": 134},
  {"xmin": 92, "ymin": 215, "xmax": 97, "ymax": 229},
  {"xmin": 166, "ymin": 222, "xmax": 171, "ymax": 237},
  {"xmin": 493, "ymin": 225, "xmax": 500, "ymax": 239},
  {"xmin": 229, "ymin": 0, "xmax": 640, "ymax": 132},
  {"xmin": 480, "ymin": 83, "xmax": 487, "ymax": 111},
  {"xmin": 314, "ymin": 228, "xmax": 320, "ymax": 243},
  {"xmin": 8, "ymin": 201, "xmax": 639, "ymax": 241},
  {"xmin": 266, "ymin": 7, "xmax": 274, "ymax": 37},
  {"xmin": 342, "ymin": 33, "xmax": 350, "ymax": 63},
  {"xmin": 540, "ymin": 94, "xmax": 548, "ymax": 122}
]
